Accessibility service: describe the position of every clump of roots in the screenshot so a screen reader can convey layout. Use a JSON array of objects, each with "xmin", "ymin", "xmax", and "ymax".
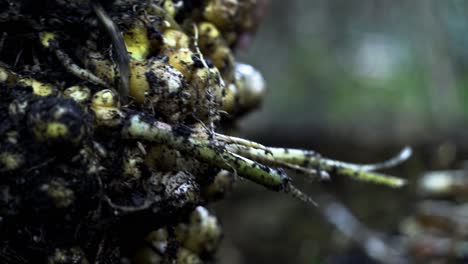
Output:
[{"xmin": 0, "ymin": 0, "xmax": 411, "ymax": 263}]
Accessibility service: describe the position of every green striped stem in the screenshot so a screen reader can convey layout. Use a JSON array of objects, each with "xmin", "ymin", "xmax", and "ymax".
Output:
[
  {"xmin": 122, "ymin": 115, "xmax": 290, "ymax": 191},
  {"xmin": 226, "ymin": 145, "xmax": 407, "ymax": 188}
]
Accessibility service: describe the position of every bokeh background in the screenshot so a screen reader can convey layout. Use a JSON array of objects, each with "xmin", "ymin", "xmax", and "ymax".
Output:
[{"xmin": 212, "ymin": 1, "xmax": 468, "ymax": 263}]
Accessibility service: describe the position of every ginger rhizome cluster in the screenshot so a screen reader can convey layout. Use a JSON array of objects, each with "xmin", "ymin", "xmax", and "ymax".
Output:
[{"xmin": 0, "ymin": 0, "xmax": 409, "ymax": 263}]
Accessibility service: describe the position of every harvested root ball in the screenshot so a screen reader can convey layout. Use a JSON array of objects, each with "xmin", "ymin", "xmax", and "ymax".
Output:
[{"xmin": 0, "ymin": 0, "xmax": 410, "ymax": 263}]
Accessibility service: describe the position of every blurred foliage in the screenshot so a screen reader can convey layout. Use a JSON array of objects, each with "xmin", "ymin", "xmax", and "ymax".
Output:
[{"xmin": 238, "ymin": 0, "xmax": 468, "ymax": 141}]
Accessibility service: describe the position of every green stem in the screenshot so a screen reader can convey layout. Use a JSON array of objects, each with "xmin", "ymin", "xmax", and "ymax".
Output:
[
  {"xmin": 227, "ymin": 145, "xmax": 407, "ymax": 188},
  {"xmin": 216, "ymin": 134, "xmax": 411, "ymax": 171},
  {"xmin": 122, "ymin": 115, "xmax": 290, "ymax": 191}
]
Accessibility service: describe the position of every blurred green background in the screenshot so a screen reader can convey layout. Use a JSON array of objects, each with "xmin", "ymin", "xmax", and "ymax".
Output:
[{"xmin": 212, "ymin": 1, "xmax": 468, "ymax": 263}]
